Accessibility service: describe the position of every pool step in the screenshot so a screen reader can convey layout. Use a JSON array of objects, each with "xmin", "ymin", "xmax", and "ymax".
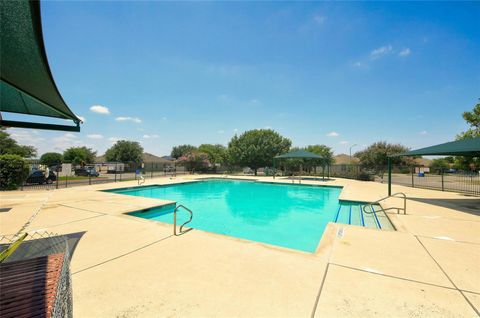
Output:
[{"xmin": 334, "ymin": 203, "xmax": 394, "ymax": 231}]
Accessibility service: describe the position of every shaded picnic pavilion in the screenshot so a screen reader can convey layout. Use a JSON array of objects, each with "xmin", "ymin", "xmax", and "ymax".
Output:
[
  {"xmin": 388, "ymin": 137, "xmax": 480, "ymax": 195},
  {"xmin": 273, "ymin": 150, "xmax": 326, "ymax": 179}
]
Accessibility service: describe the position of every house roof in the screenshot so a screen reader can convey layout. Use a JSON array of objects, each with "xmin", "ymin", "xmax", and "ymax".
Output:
[
  {"xmin": 0, "ymin": 1, "xmax": 80, "ymax": 131},
  {"xmin": 333, "ymin": 154, "xmax": 360, "ymax": 165}
]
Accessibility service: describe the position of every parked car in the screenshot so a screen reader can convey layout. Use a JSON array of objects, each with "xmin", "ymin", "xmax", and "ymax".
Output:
[
  {"xmin": 75, "ymin": 167, "xmax": 99, "ymax": 177},
  {"xmin": 163, "ymin": 166, "xmax": 175, "ymax": 173},
  {"xmin": 25, "ymin": 170, "xmax": 57, "ymax": 185}
]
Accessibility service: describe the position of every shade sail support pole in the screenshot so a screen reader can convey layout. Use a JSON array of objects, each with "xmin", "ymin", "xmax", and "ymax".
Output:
[{"xmin": 388, "ymin": 157, "xmax": 392, "ymax": 196}]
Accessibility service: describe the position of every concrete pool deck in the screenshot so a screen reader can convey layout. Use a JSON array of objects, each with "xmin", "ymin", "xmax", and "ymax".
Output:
[{"xmin": 1, "ymin": 175, "xmax": 479, "ymax": 317}]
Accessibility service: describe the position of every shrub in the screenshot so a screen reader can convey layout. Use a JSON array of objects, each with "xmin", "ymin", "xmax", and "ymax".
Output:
[
  {"xmin": 0, "ymin": 154, "xmax": 29, "ymax": 190},
  {"xmin": 356, "ymin": 172, "xmax": 373, "ymax": 181}
]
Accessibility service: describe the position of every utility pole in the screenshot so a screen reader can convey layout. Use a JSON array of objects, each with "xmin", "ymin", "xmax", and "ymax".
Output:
[{"xmin": 349, "ymin": 144, "xmax": 358, "ymax": 161}]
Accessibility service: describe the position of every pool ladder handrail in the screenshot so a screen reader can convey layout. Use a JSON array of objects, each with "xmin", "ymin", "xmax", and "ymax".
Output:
[
  {"xmin": 173, "ymin": 204, "xmax": 193, "ymax": 236},
  {"xmin": 362, "ymin": 192, "xmax": 407, "ymax": 215}
]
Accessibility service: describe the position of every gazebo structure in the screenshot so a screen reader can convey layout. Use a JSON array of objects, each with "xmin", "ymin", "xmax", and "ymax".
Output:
[
  {"xmin": 388, "ymin": 137, "xmax": 480, "ymax": 195},
  {"xmin": 0, "ymin": 0, "xmax": 81, "ymax": 131},
  {"xmin": 273, "ymin": 150, "xmax": 325, "ymax": 179}
]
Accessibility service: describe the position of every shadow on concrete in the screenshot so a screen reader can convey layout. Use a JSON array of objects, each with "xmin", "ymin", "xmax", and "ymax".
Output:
[
  {"xmin": 0, "ymin": 231, "xmax": 86, "ymax": 262},
  {"xmin": 408, "ymin": 197, "xmax": 480, "ymax": 217}
]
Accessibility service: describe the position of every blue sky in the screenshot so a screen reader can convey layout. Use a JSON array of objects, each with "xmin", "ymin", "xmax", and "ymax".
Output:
[{"xmin": 7, "ymin": 1, "xmax": 480, "ymax": 157}]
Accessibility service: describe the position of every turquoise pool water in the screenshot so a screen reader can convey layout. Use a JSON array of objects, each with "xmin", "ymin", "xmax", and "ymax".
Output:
[{"xmin": 107, "ymin": 179, "xmax": 391, "ymax": 252}]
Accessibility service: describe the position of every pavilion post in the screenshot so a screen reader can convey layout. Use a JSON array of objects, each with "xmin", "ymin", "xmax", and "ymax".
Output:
[
  {"xmin": 388, "ymin": 157, "xmax": 392, "ymax": 196},
  {"xmin": 273, "ymin": 158, "xmax": 276, "ymax": 179}
]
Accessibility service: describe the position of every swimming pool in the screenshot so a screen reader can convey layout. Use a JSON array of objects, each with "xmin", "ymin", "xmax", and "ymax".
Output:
[{"xmin": 107, "ymin": 179, "xmax": 393, "ymax": 252}]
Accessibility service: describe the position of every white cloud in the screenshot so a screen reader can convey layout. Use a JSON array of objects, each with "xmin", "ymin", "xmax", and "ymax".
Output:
[
  {"xmin": 399, "ymin": 48, "xmax": 411, "ymax": 57},
  {"xmin": 109, "ymin": 137, "xmax": 120, "ymax": 144},
  {"xmin": 217, "ymin": 130, "xmax": 225, "ymax": 134},
  {"xmin": 217, "ymin": 94, "xmax": 231, "ymax": 102},
  {"xmin": 327, "ymin": 131, "xmax": 340, "ymax": 137},
  {"xmin": 143, "ymin": 134, "xmax": 159, "ymax": 139},
  {"xmin": 8, "ymin": 128, "xmax": 46, "ymax": 145},
  {"xmin": 420, "ymin": 130, "xmax": 428, "ymax": 135},
  {"xmin": 370, "ymin": 45, "xmax": 393, "ymax": 59},
  {"xmin": 206, "ymin": 65, "xmax": 241, "ymax": 77},
  {"xmin": 115, "ymin": 116, "xmax": 142, "ymax": 124},
  {"xmin": 76, "ymin": 114, "xmax": 86, "ymax": 122},
  {"xmin": 248, "ymin": 99, "xmax": 261, "ymax": 105},
  {"xmin": 52, "ymin": 133, "xmax": 82, "ymax": 152},
  {"xmin": 339, "ymin": 141, "xmax": 349, "ymax": 145},
  {"xmin": 233, "ymin": 128, "xmax": 238, "ymax": 133},
  {"xmin": 87, "ymin": 134, "xmax": 103, "ymax": 139},
  {"xmin": 313, "ymin": 14, "xmax": 327, "ymax": 25},
  {"xmin": 90, "ymin": 105, "xmax": 110, "ymax": 114}
]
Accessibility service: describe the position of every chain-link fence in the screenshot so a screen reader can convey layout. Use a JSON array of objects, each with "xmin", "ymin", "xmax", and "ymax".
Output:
[{"xmin": 0, "ymin": 231, "xmax": 74, "ymax": 318}]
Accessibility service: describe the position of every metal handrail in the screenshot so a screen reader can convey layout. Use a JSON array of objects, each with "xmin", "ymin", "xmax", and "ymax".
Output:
[
  {"xmin": 173, "ymin": 204, "xmax": 193, "ymax": 235},
  {"xmin": 362, "ymin": 192, "xmax": 407, "ymax": 215}
]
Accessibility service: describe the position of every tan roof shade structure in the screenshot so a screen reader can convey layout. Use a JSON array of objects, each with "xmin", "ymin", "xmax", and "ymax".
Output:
[
  {"xmin": 386, "ymin": 137, "xmax": 480, "ymax": 195},
  {"xmin": 0, "ymin": 0, "xmax": 81, "ymax": 131}
]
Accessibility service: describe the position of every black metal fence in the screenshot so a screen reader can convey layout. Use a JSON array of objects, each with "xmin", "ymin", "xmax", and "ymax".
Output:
[
  {"xmin": 328, "ymin": 164, "xmax": 480, "ymax": 196},
  {"xmin": 19, "ymin": 161, "xmax": 188, "ymax": 191},
  {"xmin": 8, "ymin": 160, "xmax": 480, "ymax": 195},
  {"xmin": 387, "ymin": 169, "xmax": 480, "ymax": 195}
]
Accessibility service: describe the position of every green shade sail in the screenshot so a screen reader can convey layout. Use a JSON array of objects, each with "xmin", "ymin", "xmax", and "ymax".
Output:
[
  {"xmin": 0, "ymin": 0, "xmax": 80, "ymax": 131},
  {"xmin": 387, "ymin": 137, "xmax": 479, "ymax": 195},
  {"xmin": 275, "ymin": 150, "xmax": 323, "ymax": 159},
  {"xmin": 393, "ymin": 138, "xmax": 480, "ymax": 157}
]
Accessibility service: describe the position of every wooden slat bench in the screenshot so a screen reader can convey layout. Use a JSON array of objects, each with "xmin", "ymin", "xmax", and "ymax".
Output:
[{"xmin": 0, "ymin": 253, "xmax": 66, "ymax": 318}]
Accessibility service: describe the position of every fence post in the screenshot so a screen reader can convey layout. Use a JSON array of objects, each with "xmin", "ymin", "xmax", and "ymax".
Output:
[
  {"xmin": 115, "ymin": 163, "xmax": 117, "ymax": 182},
  {"xmin": 411, "ymin": 167, "xmax": 414, "ymax": 188},
  {"xmin": 151, "ymin": 162, "xmax": 153, "ymax": 179},
  {"xmin": 89, "ymin": 174, "xmax": 91, "ymax": 185},
  {"xmin": 441, "ymin": 169, "xmax": 444, "ymax": 191},
  {"xmin": 65, "ymin": 174, "xmax": 68, "ymax": 188},
  {"xmin": 56, "ymin": 167, "xmax": 59, "ymax": 189}
]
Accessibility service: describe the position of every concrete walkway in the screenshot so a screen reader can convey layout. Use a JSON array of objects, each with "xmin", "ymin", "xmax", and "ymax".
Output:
[{"xmin": 1, "ymin": 175, "xmax": 478, "ymax": 317}]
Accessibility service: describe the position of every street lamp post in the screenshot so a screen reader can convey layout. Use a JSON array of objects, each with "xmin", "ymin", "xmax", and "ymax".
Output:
[{"xmin": 349, "ymin": 144, "xmax": 358, "ymax": 160}]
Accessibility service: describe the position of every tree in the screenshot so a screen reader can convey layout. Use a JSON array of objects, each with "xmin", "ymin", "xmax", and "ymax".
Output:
[
  {"xmin": 455, "ymin": 100, "xmax": 480, "ymax": 170},
  {"xmin": 228, "ymin": 129, "xmax": 291, "ymax": 175},
  {"xmin": 177, "ymin": 151, "xmax": 209, "ymax": 172},
  {"xmin": 306, "ymin": 144, "xmax": 334, "ymax": 175},
  {"xmin": 198, "ymin": 144, "xmax": 227, "ymax": 166},
  {"xmin": 0, "ymin": 154, "xmax": 29, "ymax": 190},
  {"xmin": 171, "ymin": 144, "xmax": 197, "ymax": 159},
  {"xmin": 105, "ymin": 140, "xmax": 143, "ymax": 163},
  {"xmin": 457, "ymin": 100, "xmax": 480, "ymax": 139},
  {"xmin": 0, "ymin": 128, "xmax": 37, "ymax": 158},
  {"xmin": 430, "ymin": 158, "xmax": 450, "ymax": 173},
  {"xmin": 355, "ymin": 141, "xmax": 410, "ymax": 180},
  {"xmin": 63, "ymin": 146, "xmax": 96, "ymax": 165},
  {"xmin": 40, "ymin": 152, "xmax": 63, "ymax": 167}
]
